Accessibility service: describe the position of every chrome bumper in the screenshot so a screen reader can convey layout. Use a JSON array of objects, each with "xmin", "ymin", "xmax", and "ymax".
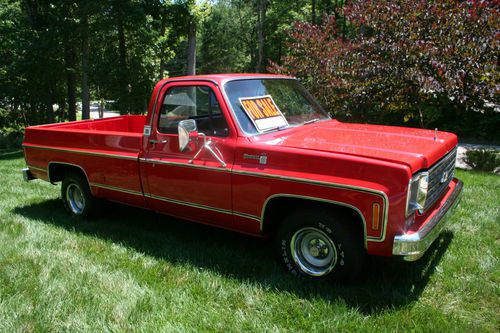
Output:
[{"xmin": 392, "ymin": 179, "xmax": 463, "ymax": 261}]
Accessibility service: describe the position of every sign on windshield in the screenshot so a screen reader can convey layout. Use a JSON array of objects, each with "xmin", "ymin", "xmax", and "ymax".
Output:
[{"xmin": 239, "ymin": 95, "xmax": 288, "ymax": 132}]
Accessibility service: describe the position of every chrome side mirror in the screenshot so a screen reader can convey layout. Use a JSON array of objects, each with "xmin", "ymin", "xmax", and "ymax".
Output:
[{"xmin": 178, "ymin": 119, "xmax": 198, "ymax": 152}]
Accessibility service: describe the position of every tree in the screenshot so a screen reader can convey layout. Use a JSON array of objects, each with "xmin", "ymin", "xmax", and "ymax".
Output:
[
  {"xmin": 270, "ymin": 0, "xmax": 499, "ymax": 138},
  {"xmin": 255, "ymin": 0, "xmax": 267, "ymax": 73},
  {"xmin": 263, "ymin": 0, "xmax": 309, "ymax": 68},
  {"xmin": 0, "ymin": 0, "xmax": 28, "ymax": 126},
  {"xmin": 0, "ymin": 0, "xmax": 496, "ymax": 143},
  {"xmin": 198, "ymin": 0, "xmax": 311, "ymax": 73},
  {"xmin": 19, "ymin": 0, "xmax": 67, "ymax": 124},
  {"xmin": 198, "ymin": 0, "xmax": 252, "ymax": 73},
  {"xmin": 156, "ymin": 1, "xmax": 171, "ymax": 79},
  {"xmin": 186, "ymin": 15, "xmax": 196, "ymax": 75},
  {"xmin": 80, "ymin": 2, "xmax": 91, "ymax": 120}
]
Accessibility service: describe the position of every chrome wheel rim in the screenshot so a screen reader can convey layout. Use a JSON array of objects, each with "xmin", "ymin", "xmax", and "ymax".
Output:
[
  {"xmin": 66, "ymin": 183, "xmax": 85, "ymax": 215},
  {"xmin": 290, "ymin": 227, "xmax": 337, "ymax": 277}
]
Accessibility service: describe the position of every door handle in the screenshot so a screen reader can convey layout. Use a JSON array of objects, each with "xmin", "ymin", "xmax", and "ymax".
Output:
[{"xmin": 149, "ymin": 139, "xmax": 168, "ymax": 144}]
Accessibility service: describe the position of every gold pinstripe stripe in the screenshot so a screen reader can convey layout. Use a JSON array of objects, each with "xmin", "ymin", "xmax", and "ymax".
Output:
[
  {"xmin": 90, "ymin": 183, "xmax": 143, "ymax": 196},
  {"xmin": 23, "ymin": 144, "xmax": 138, "ymax": 160},
  {"xmin": 27, "ymin": 165, "xmax": 47, "ymax": 173},
  {"xmin": 144, "ymin": 193, "xmax": 232, "ymax": 215}
]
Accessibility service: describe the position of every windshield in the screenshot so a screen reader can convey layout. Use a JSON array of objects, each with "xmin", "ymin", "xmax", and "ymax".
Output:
[{"xmin": 224, "ymin": 78, "xmax": 330, "ymax": 135}]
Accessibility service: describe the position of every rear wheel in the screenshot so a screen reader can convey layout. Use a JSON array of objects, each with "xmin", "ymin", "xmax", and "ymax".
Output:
[
  {"xmin": 61, "ymin": 172, "xmax": 96, "ymax": 218},
  {"xmin": 276, "ymin": 208, "xmax": 364, "ymax": 281}
]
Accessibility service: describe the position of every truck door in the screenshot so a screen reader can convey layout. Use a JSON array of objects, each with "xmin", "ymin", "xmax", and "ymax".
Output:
[{"xmin": 140, "ymin": 81, "xmax": 236, "ymax": 229}]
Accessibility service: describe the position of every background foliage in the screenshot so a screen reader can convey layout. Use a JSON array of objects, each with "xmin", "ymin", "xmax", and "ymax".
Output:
[
  {"xmin": 464, "ymin": 149, "xmax": 500, "ymax": 172},
  {"xmin": 270, "ymin": 0, "xmax": 499, "ymax": 141},
  {"xmin": 0, "ymin": 0, "xmax": 498, "ymax": 144}
]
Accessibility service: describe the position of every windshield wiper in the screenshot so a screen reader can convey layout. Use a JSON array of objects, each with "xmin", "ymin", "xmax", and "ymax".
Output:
[
  {"xmin": 276, "ymin": 124, "xmax": 290, "ymax": 131},
  {"xmin": 303, "ymin": 118, "xmax": 320, "ymax": 125},
  {"xmin": 260, "ymin": 124, "xmax": 289, "ymax": 133}
]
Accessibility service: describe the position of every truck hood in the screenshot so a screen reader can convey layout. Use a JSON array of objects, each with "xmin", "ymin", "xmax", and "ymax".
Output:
[{"xmin": 253, "ymin": 120, "xmax": 458, "ymax": 172}]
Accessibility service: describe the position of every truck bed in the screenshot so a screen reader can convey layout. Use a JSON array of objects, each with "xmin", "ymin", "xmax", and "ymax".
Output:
[
  {"xmin": 23, "ymin": 115, "xmax": 147, "ymax": 207},
  {"xmin": 44, "ymin": 115, "xmax": 145, "ymax": 132},
  {"xmin": 24, "ymin": 115, "xmax": 145, "ymax": 154}
]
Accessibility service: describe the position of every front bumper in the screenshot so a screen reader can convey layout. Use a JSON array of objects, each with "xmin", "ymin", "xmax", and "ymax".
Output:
[{"xmin": 392, "ymin": 178, "xmax": 463, "ymax": 261}]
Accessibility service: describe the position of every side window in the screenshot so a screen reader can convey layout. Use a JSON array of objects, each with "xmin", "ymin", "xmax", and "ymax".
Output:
[{"xmin": 158, "ymin": 86, "xmax": 229, "ymax": 137}]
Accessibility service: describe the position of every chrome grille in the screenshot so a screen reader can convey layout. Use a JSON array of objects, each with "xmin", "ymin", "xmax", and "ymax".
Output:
[{"xmin": 424, "ymin": 148, "xmax": 457, "ymax": 211}]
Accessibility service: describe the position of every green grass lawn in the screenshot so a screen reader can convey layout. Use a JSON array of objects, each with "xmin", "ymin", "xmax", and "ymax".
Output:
[{"xmin": 1, "ymin": 151, "xmax": 498, "ymax": 332}]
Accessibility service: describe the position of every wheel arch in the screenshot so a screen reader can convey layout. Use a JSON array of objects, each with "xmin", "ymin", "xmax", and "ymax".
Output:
[
  {"xmin": 261, "ymin": 194, "xmax": 368, "ymax": 249},
  {"xmin": 48, "ymin": 162, "xmax": 91, "ymax": 189}
]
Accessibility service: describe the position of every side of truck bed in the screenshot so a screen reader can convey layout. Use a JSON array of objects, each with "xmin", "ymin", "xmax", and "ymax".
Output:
[{"xmin": 23, "ymin": 115, "xmax": 148, "ymax": 208}]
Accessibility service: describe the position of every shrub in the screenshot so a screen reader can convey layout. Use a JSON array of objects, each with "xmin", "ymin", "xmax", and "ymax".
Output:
[
  {"xmin": 464, "ymin": 149, "xmax": 500, "ymax": 172},
  {"xmin": 0, "ymin": 126, "xmax": 24, "ymax": 149},
  {"xmin": 269, "ymin": 0, "xmax": 499, "ymax": 139}
]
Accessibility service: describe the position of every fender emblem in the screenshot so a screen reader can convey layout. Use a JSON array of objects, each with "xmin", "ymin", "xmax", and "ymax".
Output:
[
  {"xmin": 440, "ymin": 170, "xmax": 449, "ymax": 184},
  {"xmin": 243, "ymin": 153, "xmax": 267, "ymax": 165}
]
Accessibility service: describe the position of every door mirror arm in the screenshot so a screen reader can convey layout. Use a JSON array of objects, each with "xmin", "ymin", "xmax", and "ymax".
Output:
[
  {"xmin": 178, "ymin": 119, "xmax": 226, "ymax": 168},
  {"xmin": 188, "ymin": 133, "xmax": 226, "ymax": 168}
]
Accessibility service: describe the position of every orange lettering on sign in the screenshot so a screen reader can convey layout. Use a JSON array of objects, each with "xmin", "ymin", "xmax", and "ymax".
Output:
[{"xmin": 241, "ymin": 96, "xmax": 282, "ymax": 120}]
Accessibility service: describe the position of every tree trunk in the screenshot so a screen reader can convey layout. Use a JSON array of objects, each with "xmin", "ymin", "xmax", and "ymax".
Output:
[
  {"xmin": 236, "ymin": 1, "xmax": 253, "ymax": 64},
  {"xmin": 58, "ymin": 99, "xmax": 65, "ymax": 122},
  {"xmin": 418, "ymin": 106, "xmax": 425, "ymax": 128},
  {"xmin": 311, "ymin": 0, "xmax": 316, "ymax": 24},
  {"xmin": 187, "ymin": 18, "xmax": 196, "ymax": 76},
  {"xmin": 116, "ymin": 1, "xmax": 128, "ymax": 114},
  {"xmin": 67, "ymin": 71, "xmax": 76, "ymax": 121},
  {"xmin": 99, "ymin": 98, "xmax": 104, "ymax": 118},
  {"xmin": 159, "ymin": 5, "xmax": 167, "ymax": 79},
  {"xmin": 23, "ymin": 0, "xmax": 38, "ymax": 29},
  {"xmin": 81, "ymin": 13, "xmax": 90, "ymax": 120},
  {"xmin": 277, "ymin": 35, "xmax": 282, "ymax": 64},
  {"xmin": 65, "ymin": 44, "xmax": 77, "ymax": 121},
  {"xmin": 46, "ymin": 93, "xmax": 54, "ymax": 123},
  {"xmin": 255, "ymin": 0, "xmax": 267, "ymax": 73},
  {"xmin": 342, "ymin": 0, "xmax": 347, "ymax": 41}
]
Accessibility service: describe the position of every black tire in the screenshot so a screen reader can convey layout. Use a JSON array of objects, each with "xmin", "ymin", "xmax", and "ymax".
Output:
[
  {"xmin": 61, "ymin": 172, "xmax": 96, "ymax": 218},
  {"xmin": 276, "ymin": 208, "xmax": 364, "ymax": 281}
]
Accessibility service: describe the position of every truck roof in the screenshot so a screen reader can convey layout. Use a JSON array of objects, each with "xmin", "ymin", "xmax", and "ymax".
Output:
[{"xmin": 162, "ymin": 73, "xmax": 293, "ymax": 85}]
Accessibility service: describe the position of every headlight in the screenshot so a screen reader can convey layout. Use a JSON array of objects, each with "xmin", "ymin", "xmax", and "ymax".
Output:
[{"xmin": 406, "ymin": 171, "xmax": 429, "ymax": 216}]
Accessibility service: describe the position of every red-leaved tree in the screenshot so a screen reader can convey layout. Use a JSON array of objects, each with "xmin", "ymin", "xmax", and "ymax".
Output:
[{"xmin": 270, "ymin": 0, "xmax": 499, "ymax": 134}]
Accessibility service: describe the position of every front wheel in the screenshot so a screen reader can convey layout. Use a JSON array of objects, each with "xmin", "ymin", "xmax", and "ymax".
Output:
[
  {"xmin": 61, "ymin": 172, "xmax": 97, "ymax": 218},
  {"xmin": 276, "ymin": 209, "xmax": 364, "ymax": 281}
]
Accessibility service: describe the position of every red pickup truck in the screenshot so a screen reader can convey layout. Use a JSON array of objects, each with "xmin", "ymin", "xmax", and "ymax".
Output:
[{"xmin": 22, "ymin": 74, "xmax": 462, "ymax": 281}]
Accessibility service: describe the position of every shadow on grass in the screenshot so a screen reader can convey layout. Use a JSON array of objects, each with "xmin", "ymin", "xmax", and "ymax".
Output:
[
  {"xmin": 13, "ymin": 199, "xmax": 453, "ymax": 315},
  {"xmin": 0, "ymin": 150, "xmax": 23, "ymax": 160}
]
